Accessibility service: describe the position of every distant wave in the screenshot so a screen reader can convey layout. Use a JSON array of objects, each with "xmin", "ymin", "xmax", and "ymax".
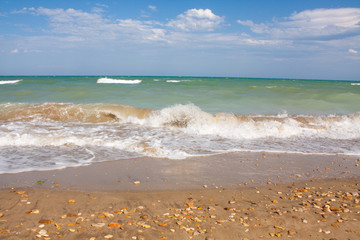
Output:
[
  {"xmin": 0, "ymin": 80, "xmax": 22, "ymax": 85},
  {"xmin": 351, "ymin": 83, "xmax": 360, "ymax": 86},
  {"xmin": 97, "ymin": 77, "xmax": 141, "ymax": 84},
  {"xmin": 166, "ymin": 80, "xmax": 191, "ymax": 83}
]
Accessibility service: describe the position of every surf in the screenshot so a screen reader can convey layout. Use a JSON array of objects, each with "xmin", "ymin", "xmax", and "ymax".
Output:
[
  {"xmin": 1, "ymin": 102, "xmax": 360, "ymax": 141},
  {"xmin": 0, "ymin": 80, "xmax": 22, "ymax": 84},
  {"xmin": 1, "ymin": 102, "xmax": 360, "ymax": 174},
  {"xmin": 0, "ymin": 103, "xmax": 152, "ymax": 123},
  {"xmin": 97, "ymin": 77, "xmax": 142, "ymax": 84}
]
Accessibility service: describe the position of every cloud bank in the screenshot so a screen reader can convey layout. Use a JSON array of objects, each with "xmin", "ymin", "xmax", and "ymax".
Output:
[
  {"xmin": 2, "ymin": 6, "xmax": 359, "ymax": 78},
  {"xmin": 10, "ymin": 7, "xmax": 360, "ymax": 48},
  {"xmin": 238, "ymin": 8, "xmax": 360, "ymax": 41}
]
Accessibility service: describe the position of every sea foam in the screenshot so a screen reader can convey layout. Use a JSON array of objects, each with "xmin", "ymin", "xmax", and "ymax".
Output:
[
  {"xmin": 97, "ymin": 77, "xmax": 142, "ymax": 84},
  {"xmin": 1, "ymin": 103, "xmax": 360, "ymax": 141},
  {"xmin": 1, "ymin": 102, "xmax": 360, "ymax": 173},
  {"xmin": 142, "ymin": 104, "xmax": 360, "ymax": 140},
  {"xmin": 0, "ymin": 80, "xmax": 22, "ymax": 84},
  {"xmin": 166, "ymin": 80, "xmax": 191, "ymax": 83}
]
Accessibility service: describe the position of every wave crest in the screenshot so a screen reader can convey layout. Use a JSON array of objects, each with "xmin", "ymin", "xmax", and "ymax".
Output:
[
  {"xmin": 0, "ymin": 103, "xmax": 152, "ymax": 123},
  {"xmin": 97, "ymin": 77, "xmax": 142, "ymax": 84},
  {"xmin": 0, "ymin": 80, "xmax": 22, "ymax": 85},
  {"xmin": 1, "ymin": 103, "xmax": 360, "ymax": 140}
]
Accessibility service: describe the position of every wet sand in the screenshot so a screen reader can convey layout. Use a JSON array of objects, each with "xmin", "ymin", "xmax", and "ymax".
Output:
[
  {"xmin": 0, "ymin": 152, "xmax": 360, "ymax": 239},
  {"xmin": 1, "ymin": 152, "xmax": 360, "ymax": 191}
]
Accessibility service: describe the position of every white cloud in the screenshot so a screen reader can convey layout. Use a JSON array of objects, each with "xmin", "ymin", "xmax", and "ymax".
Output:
[
  {"xmin": 34, "ymin": 7, "xmax": 105, "ymax": 32},
  {"xmin": 95, "ymin": 3, "xmax": 108, "ymax": 8},
  {"xmin": 167, "ymin": 9, "xmax": 224, "ymax": 32},
  {"xmin": 23, "ymin": 7, "xmax": 167, "ymax": 43},
  {"xmin": 12, "ymin": 7, "xmax": 285, "ymax": 49},
  {"xmin": 349, "ymin": 48, "xmax": 358, "ymax": 54},
  {"xmin": 92, "ymin": 7, "xmax": 105, "ymax": 13},
  {"xmin": 23, "ymin": 49, "xmax": 42, "ymax": 53},
  {"xmin": 238, "ymin": 8, "xmax": 360, "ymax": 40},
  {"xmin": 11, "ymin": 7, "xmax": 29, "ymax": 14},
  {"xmin": 148, "ymin": 5, "xmax": 157, "ymax": 11},
  {"xmin": 11, "ymin": 49, "xmax": 19, "ymax": 53}
]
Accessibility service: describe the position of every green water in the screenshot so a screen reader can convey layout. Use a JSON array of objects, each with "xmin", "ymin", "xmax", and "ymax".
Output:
[{"xmin": 1, "ymin": 76, "xmax": 360, "ymax": 115}]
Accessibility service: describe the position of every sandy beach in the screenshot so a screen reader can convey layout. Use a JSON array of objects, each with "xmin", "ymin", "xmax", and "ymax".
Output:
[
  {"xmin": 2, "ymin": 0, "xmax": 360, "ymax": 238},
  {"xmin": 1, "ymin": 152, "xmax": 360, "ymax": 239}
]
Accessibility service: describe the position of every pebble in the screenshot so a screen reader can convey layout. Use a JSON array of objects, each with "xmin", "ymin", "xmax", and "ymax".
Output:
[
  {"xmin": 38, "ymin": 220, "xmax": 52, "ymax": 224},
  {"xmin": 37, "ymin": 229, "xmax": 48, "ymax": 237},
  {"xmin": 28, "ymin": 209, "xmax": 40, "ymax": 214},
  {"xmin": 104, "ymin": 234, "xmax": 113, "ymax": 239},
  {"xmin": 103, "ymin": 212, "xmax": 114, "ymax": 218},
  {"xmin": 92, "ymin": 223, "xmax": 106, "ymax": 228},
  {"xmin": 109, "ymin": 222, "xmax": 120, "ymax": 227}
]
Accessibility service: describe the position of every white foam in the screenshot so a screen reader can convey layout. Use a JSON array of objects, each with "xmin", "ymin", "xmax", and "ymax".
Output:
[
  {"xmin": 1, "ymin": 104, "xmax": 360, "ymax": 174},
  {"xmin": 129, "ymin": 104, "xmax": 360, "ymax": 141},
  {"xmin": 351, "ymin": 83, "xmax": 360, "ymax": 86},
  {"xmin": 0, "ymin": 80, "xmax": 22, "ymax": 85},
  {"xmin": 166, "ymin": 80, "xmax": 191, "ymax": 83},
  {"xmin": 97, "ymin": 77, "xmax": 141, "ymax": 84},
  {"xmin": 1, "ymin": 103, "xmax": 360, "ymax": 175},
  {"xmin": 0, "ymin": 121, "xmax": 191, "ymax": 160}
]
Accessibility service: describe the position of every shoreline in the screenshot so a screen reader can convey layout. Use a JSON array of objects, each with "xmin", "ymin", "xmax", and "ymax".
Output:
[{"xmin": 1, "ymin": 152, "xmax": 360, "ymax": 192}]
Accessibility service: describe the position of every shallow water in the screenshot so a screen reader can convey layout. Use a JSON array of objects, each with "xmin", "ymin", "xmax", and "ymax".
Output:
[{"xmin": 1, "ymin": 76, "xmax": 359, "ymax": 173}]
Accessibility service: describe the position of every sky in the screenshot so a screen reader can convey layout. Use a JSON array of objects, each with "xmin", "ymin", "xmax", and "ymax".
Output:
[{"xmin": 0, "ymin": 0, "xmax": 360, "ymax": 80}]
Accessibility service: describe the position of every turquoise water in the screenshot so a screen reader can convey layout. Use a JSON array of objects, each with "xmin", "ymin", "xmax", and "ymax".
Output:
[
  {"xmin": 1, "ymin": 76, "xmax": 360, "ymax": 114},
  {"xmin": 1, "ymin": 76, "xmax": 360, "ymax": 173}
]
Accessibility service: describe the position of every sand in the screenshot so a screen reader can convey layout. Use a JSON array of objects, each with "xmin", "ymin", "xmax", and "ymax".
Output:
[{"xmin": 0, "ymin": 152, "xmax": 360, "ymax": 239}]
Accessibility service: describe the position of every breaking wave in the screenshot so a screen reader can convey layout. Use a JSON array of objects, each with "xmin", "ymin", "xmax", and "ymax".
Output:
[
  {"xmin": 1, "ymin": 102, "xmax": 360, "ymax": 173},
  {"xmin": 97, "ymin": 77, "xmax": 142, "ymax": 84},
  {"xmin": 0, "ymin": 103, "xmax": 152, "ymax": 123},
  {"xmin": 166, "ymin": 80, "xmax": 191, "ymax": 83},
  {"xmin": 0, "ymin": 80, "xmax": 22, "ymax": 85},
  {"xmin": 1, "ymin": 102, "xmax": 360, "ymax": 140}
]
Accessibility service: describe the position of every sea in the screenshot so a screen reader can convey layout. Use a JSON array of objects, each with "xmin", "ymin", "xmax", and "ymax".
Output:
[{"xmin": 1, "ymin": 76, "xmax": 360, "ymax": 173}]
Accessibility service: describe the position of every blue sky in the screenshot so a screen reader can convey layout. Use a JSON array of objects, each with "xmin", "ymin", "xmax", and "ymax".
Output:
[{"xmin": 1, "ymin": 0, "xmax": 360, "ymax": 80}]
